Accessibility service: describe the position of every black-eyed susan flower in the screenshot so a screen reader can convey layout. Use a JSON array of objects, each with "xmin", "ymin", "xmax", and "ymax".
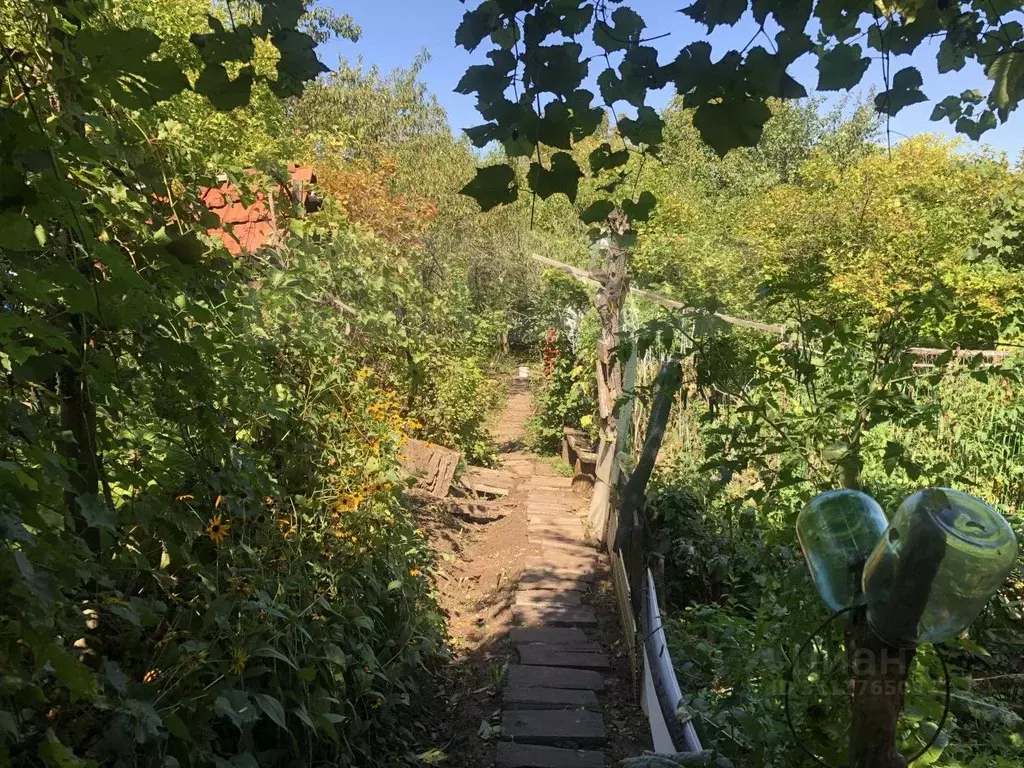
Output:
[{"xmin": 206, "ymin": 514, "xmax": 230, "ymax": 544}]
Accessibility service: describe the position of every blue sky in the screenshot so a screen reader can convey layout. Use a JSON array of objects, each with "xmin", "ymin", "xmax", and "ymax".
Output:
[{"xmin": 319, "ymin": 1, "xmax": 1023, "ymax": 161}]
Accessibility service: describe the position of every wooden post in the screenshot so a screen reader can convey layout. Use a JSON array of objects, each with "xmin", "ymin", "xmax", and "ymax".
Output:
[
  {"xmin": 587, "ymin": 213, "xmax": 630, "ymax": 546},
  {"xmin": 846, "ymin": 612, "xmax": 915, "ymax": 768}
]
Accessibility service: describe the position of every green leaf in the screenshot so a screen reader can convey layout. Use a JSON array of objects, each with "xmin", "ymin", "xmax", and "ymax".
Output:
[
  {"xmin": 985, "ymin": 51, "xmax": 1024, "ymax": 121},
  {"xmin": 164, "ymin": 713, "xmax": 191, "ymax": 742},
  {"xmin": 254, "ymin": 693, "xmax": 288, "ymax": 730},
  {"xmin": 567, "ymin": 89, "xmax": 603, "ymax": 140},
  {"xmin": 580, "ymin": 200, "xmax": 615, "ymax": 224},
  {"xmin": 528, "ymin": 152, "xmax": 583, "ymax": 202},
  {"xmin": 593, "ymin": 7, "xmax": 645, "ymax": 52},
  {"xmin": 955, "ymin": 109, "xmax": 998, "ymax": 140},
  {"xmin": 38, "ymin": 729, "xmax": 88, "ymax": 768},
  {"xmin": 190, "ymin": 21, "xmax": 255, "ymax": 64},
  {"xmin": 875, "ymin": 66, "xmax": 928, "ymax": 116},
  {"xmin": 692, "ymin": 99, "xmax": 771, "ymax": 156},
  {"xmin": 930, "ymin": 94, "xmax": 962, "ymax": 123},
  {"xmin": 618, "ymin": 106, "xmax": 663, "ymax": 147},
  {"xmin": 937, "ymin": 36, "xmax": 967, "ymax": 73},
  {"xmin": 622, "ymin": 191, "xmax": 657, "ymax": 223},
  {"xmin": 0, "ymin": 710, "xmax": 17, "ymax": 737},
  {"xmin": 0, "ymin": 212, "xmax": 44, "ymax": 251},
  {"xmin": 527, "ymin": 43, "xmax": 587, "ymax": 97},
  {"xmin": 589, "ymin": 142, "xmax": 630, "ymax": 174},
  {"xmin": 42, "ymin": 644, "xmax": 97, "ymax": 702},
  {"xmin": 324, "ymin": 643, "xmax": 347, "ymax": 667},
  {"xmin": 271, "ymin": 29, "xmax": 329, "ymax": 98},
  {"xmin": 817, "ymin": 43, "xmax": 871, "ymax": 91},
  {"xmin": 456, "ymin": 1, "xmax": 500, "ymax": 51},
  {"xmin": 194, "ymin": 64, "xmax": 255, "ymax": 111},
  {"xmin": 681, "ymin": 0, "xmax": 746, "ymax": 31},
  {"xmin": 460, "ymin": 164, "xmax": 519, "ymax": 211},
  {"xmin": 538, "ymin": 100, "xmax": 573, "ymax": 149},
  {"xmin": 251, "ymin": 646, "xmax": 298, "ymax": 670}
]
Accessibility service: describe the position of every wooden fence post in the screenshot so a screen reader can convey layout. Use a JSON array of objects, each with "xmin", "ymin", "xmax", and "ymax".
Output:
[{"xmin": 587, "ymin": 214, "xmax": 630, "ymax": 546}]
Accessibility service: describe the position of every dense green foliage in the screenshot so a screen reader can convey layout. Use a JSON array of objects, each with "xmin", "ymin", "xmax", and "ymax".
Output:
[{"xmin": 0, "ymin": 2, "xmax": 555, "ymax": 766}]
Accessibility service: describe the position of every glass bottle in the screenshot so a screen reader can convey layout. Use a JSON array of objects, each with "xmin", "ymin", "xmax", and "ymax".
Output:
[
  {"xmin": 796, "ymin": 489, "xmax": 889, "ymax": 612},
  {"xmin": 863, "ymin": 488, "xmax": 1018, "ymax": 647}
]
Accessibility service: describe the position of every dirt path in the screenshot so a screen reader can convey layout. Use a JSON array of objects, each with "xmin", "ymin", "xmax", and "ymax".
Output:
[{"xmin": 415, "ymin": 374, "xmax": 649, "ymax": 767}]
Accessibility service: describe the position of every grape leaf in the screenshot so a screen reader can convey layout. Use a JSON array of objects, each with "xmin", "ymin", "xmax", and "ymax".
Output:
[
  {"xmin": 693, "ymin": 99, "xmax": 772, "ymax": 156},
  {"xmin": 529, "ymin": 152, "xmax": 582, "ymax": 201},
  {"xmin": 593, "ymin": 7, "xmax": 645, "ymax": 52},
  {"xmin": 195, "ymin": 64, "xmax": 255, "ymax": 111},
  {"xmin": 581, "ymin": 200, "xmax": 615, "ymax": 223},
  {"xmin": 681, "ymin": 0, "xmax": 746, "ymax": 31},
  {"xmin": 619, "ymin": 106, "xmax": 663, "ymax": 147},
  {"xmin": 460, "ymin": 164, "xmax": 519, "ymax": 211},
  {"xmin": 456, "ymin": 1, "xmax": 500, "ymax": 51},
  {"xmin": 622, "ymin": 191, "xmax": 657, "ymax": 223},
  {"xmin": 590, "ymin": 142, "xmax": 630, "ymax": 174},
  {"xmin": 875, "ymin": 66, "xmax": 928, "ymax": 116},
  {"xmin": 817, "ymin": 43, "xmax": 871, "ymax": 91}
]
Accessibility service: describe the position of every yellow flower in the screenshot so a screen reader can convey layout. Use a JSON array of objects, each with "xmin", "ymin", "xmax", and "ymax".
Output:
[
  {"xmin": 143, "ymin": 668, "xmax": 162, "ymax": 684},
  {"xmin": 206, "ymin": 514, "xmax": 231, "ymax": 544},
  {"xmin": 335, "ymin": 492, "xmax": 363, "ymax": 513},
  {"xmin": 408, "ymin": 568, "xmax": 421, "ymax": 577},
  {"xmin": 229, "ymin": 647, "xmax": 247, "ymax": 675},
  {"xmin": 414, "ymin": 528, "xmax": 424, "ymax": 537},
  {"xmin": 350, "ymin": 535, "xmax": 358, "ymax": 544}
]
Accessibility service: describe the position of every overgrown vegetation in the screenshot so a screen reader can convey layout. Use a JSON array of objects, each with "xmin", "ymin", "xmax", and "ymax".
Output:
[{"xmin": 0, "ymin": 1, "xmax": 564, "ymax": 765}]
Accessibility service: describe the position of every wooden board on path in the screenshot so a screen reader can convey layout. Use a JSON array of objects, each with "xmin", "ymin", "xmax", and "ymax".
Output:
[
  {"xmin": 496, "ymin": 742, "xmax": 605, "ymax": 768},
  {"xmin": 514, "ymin": 604, "xmax": 598, "ymax": 627},
  {"xmin": 518, "ymin": 645, "xmax": 610, "ymax": 670},
  {"xmin": 507, "ymin": 665, "xmax": 604, "ymax": 691},
  {"xmin": 501, "ymin": 710, "xmax": 607, "ymax": 747},
  {"xmin": 399, "ymin": 439, "xmax": 461, "ymax": 497},
  {"xmin": 502, "ymin": 686, "xmax": 601, "ymax": 711},
  {"xmin": 509, "ymin": 627, "xmax": 590, "ymax": 645},
  {"xmin": 462, "ymin": 466, "xmax": 516, "ymax": 497}
]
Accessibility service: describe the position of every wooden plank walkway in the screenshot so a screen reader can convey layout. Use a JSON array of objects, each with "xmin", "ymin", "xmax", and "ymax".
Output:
[{"xmin": 498, "ymin": 472, "xmax": 612, "ymax": 768}]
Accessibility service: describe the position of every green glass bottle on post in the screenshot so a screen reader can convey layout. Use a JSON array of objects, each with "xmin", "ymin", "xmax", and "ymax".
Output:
[
  {"xmin": 862, "ymin": 488, "xmax": 1018, "ymax": 647},
  {"xmin": 796, "ymin": 489, "xmax": 889, "ymax": 612}
]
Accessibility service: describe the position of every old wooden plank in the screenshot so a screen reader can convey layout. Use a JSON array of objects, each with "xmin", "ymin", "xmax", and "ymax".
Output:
[
  {"xmin": 509, "ymin": 627, "xmax": 590, "ymax": 645},
  {"xmin": 507, "ymin": 665, "xmax": 604, "ymax": 691},
  {"xmin": 515, "ymin": 641, "xmax": 604, "ymax": 653},
  {"xmin": 399, "ymin": 439, "xmax": 461, "ymax": 497},
  {"xmin": 513, "ymin": 604, "xmax": 598, "ymax": 627},
  {"xmin": 516, "ymin": 591, "xmax": 583, "ymax": 607},
  {"xmin": 501, "ymin": 710, "xmax": 607, "ymax": 747},
  {"xmin": 518, "ymin": 646, "xmax": 610, "ymax": 670},
  {"xmin": 502, "ymin": 686, "xmax": 601, "ymax": 711},
  {"xmin": 523, "ymin": 556, "xmax": 600, "ymax": 576},
  {"xmin": 518, "ymin": 574, "xmax": 590, "ymax": 592},
  {"xmin": 462, "ymin": 466, "xmax": 516, "ymax": 496},
  {"xmin": 496, "ymin": 742, "xmax": 605, "ymax": 768}
]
